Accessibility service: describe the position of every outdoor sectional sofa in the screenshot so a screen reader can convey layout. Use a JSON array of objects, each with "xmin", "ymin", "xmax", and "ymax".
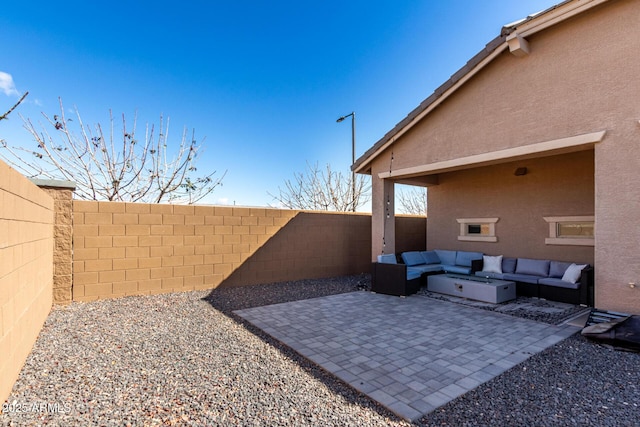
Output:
[
  {"xmin": 371, "ymin": 250, "xmax": 482, "ymax": 297},
  {"xmin": 372, "ymin": 250, "xmax": 594, "ymax": 306}
]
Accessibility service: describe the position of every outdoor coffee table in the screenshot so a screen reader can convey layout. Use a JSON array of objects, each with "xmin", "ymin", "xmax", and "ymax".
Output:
[{"xmin": 427, "ymin": 273, "xmax": 516, "ymax": 304}]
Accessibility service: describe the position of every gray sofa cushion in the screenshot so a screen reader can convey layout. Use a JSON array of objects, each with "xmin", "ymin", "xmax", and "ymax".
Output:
[
  {"xmin": 455, "ymin": 251, "xmax": 483, "ymax": 267},
  {"xmin": 503, "ymin": 273, "xmax": 541, "ymax": 284},
  {"xmin": 434, "ymin": 250, "xmax": 457, "ymax": 266},
  {"xmin": 502, "ymin": 257, "xmax": 517, "ymax": 274},
  {"xmin": 515, "ymin": 258, "xmax": 550, "ymax": 277},
  {"xmin": 549, "ymin": 261, "xmax": 573, "ymax": 278},
  {"xmin": 538, "ymin": 277, "xmax": 580, "ymax": 290},
  {"xmin": 421, "ymin": 250, "xmax": 441, "ymax": 265},
  {"xmin": 402, "ymin": 251, "xmax": 426, "ymax": 266}
]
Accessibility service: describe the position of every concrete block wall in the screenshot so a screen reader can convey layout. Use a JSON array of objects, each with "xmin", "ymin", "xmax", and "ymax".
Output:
[
  {"xmin": 72, "ymin": 201, "xmax": 386, "ymax": 301},
  {"xmin": 0, "ymin": 160, "xmax": 54, "ymax": 403}
]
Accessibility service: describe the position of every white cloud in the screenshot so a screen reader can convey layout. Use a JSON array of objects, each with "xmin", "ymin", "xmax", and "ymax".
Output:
[
  {"xmin": 0, "ymin": 71, "xmax": 20, "ymax": 97},
  {"xmin": 217, "ymin": 197, "xmax": 230, "ymax": 205}
]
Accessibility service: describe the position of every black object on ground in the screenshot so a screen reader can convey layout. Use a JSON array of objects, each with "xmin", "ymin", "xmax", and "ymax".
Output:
[{"xmin": 582, "ymin": 311, "xmax": 640, "ymax": 352}]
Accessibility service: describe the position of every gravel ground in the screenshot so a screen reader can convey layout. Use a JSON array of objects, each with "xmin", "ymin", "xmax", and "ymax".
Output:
[{"xmin": 2, "ymin": 275, "xmax": 639, "ymax": 426}]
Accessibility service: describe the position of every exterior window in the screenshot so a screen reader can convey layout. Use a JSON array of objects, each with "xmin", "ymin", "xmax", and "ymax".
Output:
[
  {"xmin": 557, "ymin": 222, "xmax": 594, "ymax": 238},
  {"xmin": 544, "ymin": 216, "xmax": 594, "ymax": 246},
  {"xmin": 467, "ymin": 224, "xmax": 482, "ymax": 234},
  {"xmin": 457, "ymin": 218, "xmax": 498, "ymax": 242}
]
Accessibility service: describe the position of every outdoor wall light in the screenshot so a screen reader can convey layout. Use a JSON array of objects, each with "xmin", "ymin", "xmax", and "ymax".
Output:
[{"xmin": 514, "ymin": 167, "xmax": 528, "ymax": 176}]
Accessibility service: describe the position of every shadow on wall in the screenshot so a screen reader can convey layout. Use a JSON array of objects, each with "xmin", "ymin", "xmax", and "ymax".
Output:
[
  {"xmin": 216, "ymin": 211, "xmax": 373, "ymax": 289},
  {"xmin": 214, "ymin": 212, "xmax": 427, "ymax": 290}
]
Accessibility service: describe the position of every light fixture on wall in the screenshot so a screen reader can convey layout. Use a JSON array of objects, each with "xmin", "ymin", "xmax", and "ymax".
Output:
[{"xmin": 514, "ymin": 167, "xmax": 528, "ymax": 176}]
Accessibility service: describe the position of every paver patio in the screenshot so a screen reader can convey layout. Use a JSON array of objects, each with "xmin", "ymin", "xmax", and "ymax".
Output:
[{"xmin": 235, "ymin": 291, "xmax": 580, "ymax": 421}]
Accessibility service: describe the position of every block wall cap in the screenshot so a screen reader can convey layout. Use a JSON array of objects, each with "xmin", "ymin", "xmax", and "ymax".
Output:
[{"xmin": 31, "ymin": 179, "xmax": 77, "ymax": 190}]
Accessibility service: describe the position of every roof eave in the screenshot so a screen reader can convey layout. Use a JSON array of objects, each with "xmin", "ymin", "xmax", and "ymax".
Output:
[
  {"xmin": 352, "ymin": 34, "xmax": 507, "ymax": 174},
  {"xmin": 353, "ymin": 0, "xmax": 611, "ymax": 175}
]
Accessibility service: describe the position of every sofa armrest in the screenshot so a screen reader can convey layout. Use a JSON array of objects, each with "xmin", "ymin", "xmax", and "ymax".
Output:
[
  {"xmin": 371, "ymin": 262, "xmax": 421, "ymax": 296},
  {"xmin": 372, "ymin": 262, "xmax": 406, "ymax": 286}
]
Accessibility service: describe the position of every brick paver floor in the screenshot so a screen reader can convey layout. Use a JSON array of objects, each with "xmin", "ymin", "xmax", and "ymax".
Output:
[{"xmin": 234, "ymin": 291, "xmax": 579, "ymax": 421}]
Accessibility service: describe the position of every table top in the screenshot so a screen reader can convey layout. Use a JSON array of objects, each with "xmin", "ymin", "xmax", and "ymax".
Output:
[{"xmin": 439, "ymin": 273, "xmax": 515, "ymax": 286}]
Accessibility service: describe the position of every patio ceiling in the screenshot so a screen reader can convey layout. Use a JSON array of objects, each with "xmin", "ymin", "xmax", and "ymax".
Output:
[{"xmin": 380, "ymin": 130, "xmax": 605, "ymax": 187}]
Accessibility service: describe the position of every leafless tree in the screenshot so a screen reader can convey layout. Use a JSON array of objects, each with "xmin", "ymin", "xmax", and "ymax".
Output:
[
  {"xmin": 269, "ymin": 161, "xmax": 370, "ymax": 211},
  {"xmin": 0, "ymin": 98, "xmax": 225, "ymax": 204},
  {"xmin": 396, "ymin": 185, "xmax": 427, "ymax": 216}
]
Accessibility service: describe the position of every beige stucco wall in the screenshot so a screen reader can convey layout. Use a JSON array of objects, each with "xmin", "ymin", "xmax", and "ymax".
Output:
[
  {"xmin": 367, "ymin": 0, "xmax": 640, "ymax": 312},
  {"xmin": 0, "ymin": 160, "xmax": 54, "ymax": 403},
  {"xmin": 426, "ymin": 152, "xmax": 594, "ymax": 265}
]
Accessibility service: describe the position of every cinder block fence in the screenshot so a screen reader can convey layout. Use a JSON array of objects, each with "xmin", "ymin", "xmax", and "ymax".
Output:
[
  {"xmin": 72, "ymin": 202, "xmax": 383, "ymax": 301},
  {"xmin": 71, "ymin": 201, "xmax": 425, "ymax": 301}
]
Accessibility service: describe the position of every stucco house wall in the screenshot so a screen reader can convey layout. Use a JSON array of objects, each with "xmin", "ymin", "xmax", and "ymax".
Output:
[{"xmin": 359, "ymin": 0, "xmax": 640, "ymax": 313}]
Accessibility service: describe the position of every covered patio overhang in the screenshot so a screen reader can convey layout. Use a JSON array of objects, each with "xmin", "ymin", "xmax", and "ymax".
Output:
[
  {"xmin": 368, "ymin": 130, "xmax": 604, "ymax": 258},
  {"xmin": 378, "ymin": 130, "xmax": 604, "ymax": 186}
]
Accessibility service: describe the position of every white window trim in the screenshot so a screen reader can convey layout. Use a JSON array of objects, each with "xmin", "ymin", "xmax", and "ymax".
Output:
[
  {"xmin": 457, "ymin": 218, "xmax": 499, "ymax": 242},
  {"xmin": 544, "ymin": 216, "xmax": 594, "ymax": 246}
]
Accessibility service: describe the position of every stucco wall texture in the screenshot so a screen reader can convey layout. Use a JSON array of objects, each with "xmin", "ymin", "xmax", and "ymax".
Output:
[
  {"xmin": 426, "ymin": 152, "xmax": 594, "ymax": 265},
  {"xmin": 0, "ymin": 160, "xmax": 54, "ymax": 404},
  {"xmin": 367, "ymin": 0, "xmax": 640, "ymax": 313},
  {"xmin": 73, "ymin": 201, "xmax": 426, "ymax": 301}
]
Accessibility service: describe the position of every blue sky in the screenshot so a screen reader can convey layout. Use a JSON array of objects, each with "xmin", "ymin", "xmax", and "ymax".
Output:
[{"xmin": 1, "ymin": 0, "xmax": 560, "ymax": 208}]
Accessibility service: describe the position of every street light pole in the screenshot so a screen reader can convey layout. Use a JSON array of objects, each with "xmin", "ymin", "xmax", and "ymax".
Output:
[{"xmin": 336, "ymin": 111, "xmax": 356, "ymax": 212}]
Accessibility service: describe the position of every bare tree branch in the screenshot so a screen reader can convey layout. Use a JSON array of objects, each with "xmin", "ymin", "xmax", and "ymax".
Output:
[
  {"xmin": 0, "ymin": 91, "xmax": 28, "ymax": 122},
  {"xmin": 0, "ymin": 98, "xmax": 225, "ymax": 204},
  {"xmin": 396, "ymin": 185, "xmax": 427, "ymax": 216},
  {"xmin": 269, "ymin": 161, "xmax": 370, "ymax": 211}
]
